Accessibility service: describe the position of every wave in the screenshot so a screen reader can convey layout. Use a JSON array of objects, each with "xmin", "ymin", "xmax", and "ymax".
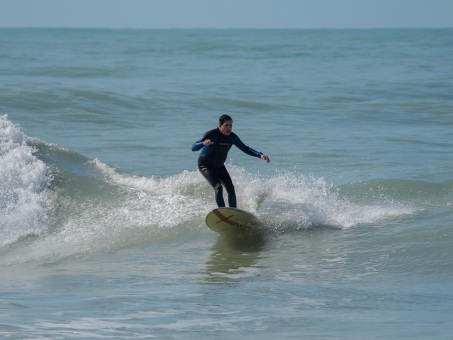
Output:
[{"xmin": 2, "ymin": 116, "xmax": 441, "ymax": 265}]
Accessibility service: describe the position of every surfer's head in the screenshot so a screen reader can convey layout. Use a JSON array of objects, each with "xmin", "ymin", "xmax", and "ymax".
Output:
[
  {"xmin": 219, "ymin": 114, "xmax": 233, "ymax": 136},
  {"xmin": 219, "ymin": 114, "xmax": 233, "ymax": 126}
]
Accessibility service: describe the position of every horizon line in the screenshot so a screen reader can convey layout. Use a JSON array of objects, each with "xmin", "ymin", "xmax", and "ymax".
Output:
[{"xmin": 1, "ymin": 26, "xmax": 452, "ymax": 30}]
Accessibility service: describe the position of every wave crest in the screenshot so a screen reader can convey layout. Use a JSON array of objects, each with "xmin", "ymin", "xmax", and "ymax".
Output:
[{"xmin": 0, "ymin": 115, "xmax": 52, "ymax": 247}]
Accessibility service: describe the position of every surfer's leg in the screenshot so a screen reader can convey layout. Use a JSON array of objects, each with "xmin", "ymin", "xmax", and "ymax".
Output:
[
  {"xmin": 214, "ymin": 184, "xmax": 226, "ymax": 207},
  {"xmin": 198, "ymin": 165, "xmax": 225, "ymax": 207},
  {"xmin": 227, "ymin": 193, "xmax": 237, "ymax": 208},
  {"xmin": 218, "ymin": 166, "xmax": 236, "ymax": 208}
]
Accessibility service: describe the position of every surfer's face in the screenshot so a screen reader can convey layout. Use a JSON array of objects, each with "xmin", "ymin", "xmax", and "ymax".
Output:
[{"xmin": 219, "ymin": 120, "xmax": 233, "ymax": 135}]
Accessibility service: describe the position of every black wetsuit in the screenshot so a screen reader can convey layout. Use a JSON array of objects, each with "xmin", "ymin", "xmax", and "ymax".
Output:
[{"xmin": 192, "ymin": 128, "xmax": 263, "ymax": 207}]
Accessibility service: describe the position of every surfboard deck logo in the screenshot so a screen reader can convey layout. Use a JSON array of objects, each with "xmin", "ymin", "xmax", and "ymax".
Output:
[{"xmin": 205, "ymin": 207, "xmax": 257, "ymax": 233}]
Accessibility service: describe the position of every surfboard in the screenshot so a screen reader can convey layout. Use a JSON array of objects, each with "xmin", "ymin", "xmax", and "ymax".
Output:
[{"xmin": 205, "ymin": 207, "xmax": 258, "ymax": 233}]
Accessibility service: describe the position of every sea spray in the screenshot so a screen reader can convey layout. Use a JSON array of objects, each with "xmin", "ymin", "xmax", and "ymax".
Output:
[{"xmin": 255, "ymin": 171, "xmax": 412, "ymax": 231}]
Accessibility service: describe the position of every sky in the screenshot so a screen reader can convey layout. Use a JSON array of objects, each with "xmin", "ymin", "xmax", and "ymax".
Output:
[{"xmin": 1, "ymin": 0, "xmax": 452, "ymax": 29}]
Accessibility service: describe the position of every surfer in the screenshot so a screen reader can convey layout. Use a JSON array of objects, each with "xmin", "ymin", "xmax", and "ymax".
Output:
[{"xmin": 192, "ymin": 114, "xmax": 270, "ymax": 208}]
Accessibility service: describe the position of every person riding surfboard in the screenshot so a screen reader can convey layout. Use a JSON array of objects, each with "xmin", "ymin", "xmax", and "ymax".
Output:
[{"xmin": 192, "ymin": 114, "xmax": 270, "ymax": 208}]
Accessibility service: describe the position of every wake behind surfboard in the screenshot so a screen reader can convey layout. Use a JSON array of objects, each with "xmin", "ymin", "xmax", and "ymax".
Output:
[{"xmin": 205, "ymin": 207, "xmax": 258, "ymax": 234}]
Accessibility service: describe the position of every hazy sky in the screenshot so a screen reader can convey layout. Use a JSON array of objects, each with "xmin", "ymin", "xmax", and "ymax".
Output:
[{"xmin": 1, "ymin": 0, "xmax": 452, "ymax": 29}]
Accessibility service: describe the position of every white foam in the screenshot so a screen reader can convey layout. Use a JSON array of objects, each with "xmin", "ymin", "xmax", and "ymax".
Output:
[
  {"xmin": 92, "ymin": 162, "xmax": 410, "ymax": 233},
  {"xmin": 256, "ymin": 171, "xmax": 412, "ymax": 230},
  {"xmin": 92, "ymin": 159, "xmax": 209, "ymax": 226},
  {"xmin": 0, "ymin": 115, "xmax": 51, "ymax": 247}
]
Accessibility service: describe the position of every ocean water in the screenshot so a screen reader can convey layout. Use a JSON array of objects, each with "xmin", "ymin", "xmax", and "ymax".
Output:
[{"xmin": 1, "ymin": 28, "xmax": 453, "ymax": 339}]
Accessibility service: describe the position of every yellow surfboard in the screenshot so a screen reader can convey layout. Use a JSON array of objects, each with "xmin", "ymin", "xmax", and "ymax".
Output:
[{"xmin": 205, "ymin": 207, "xmax": 258, "ymax": 233}]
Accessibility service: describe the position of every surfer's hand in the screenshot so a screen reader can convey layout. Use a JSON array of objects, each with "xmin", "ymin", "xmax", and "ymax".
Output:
[
  {"xmin": 261, "ymin": 154, "xmax": 270, "ymax": 163},
  {"xmin": 203, "ymin": 139, "xmax": 214, "ymax": 146}
]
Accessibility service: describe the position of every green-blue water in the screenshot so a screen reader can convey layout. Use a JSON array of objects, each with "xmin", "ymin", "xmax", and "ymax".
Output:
[{"xmin": 1, "ymin": 28, "xmax": 453, "ymax": 339}]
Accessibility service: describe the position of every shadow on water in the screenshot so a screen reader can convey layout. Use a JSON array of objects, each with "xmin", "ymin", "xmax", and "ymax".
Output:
[{"xmin": 204, "ymin": 229, "xmax": 266, "ymax": 283}]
